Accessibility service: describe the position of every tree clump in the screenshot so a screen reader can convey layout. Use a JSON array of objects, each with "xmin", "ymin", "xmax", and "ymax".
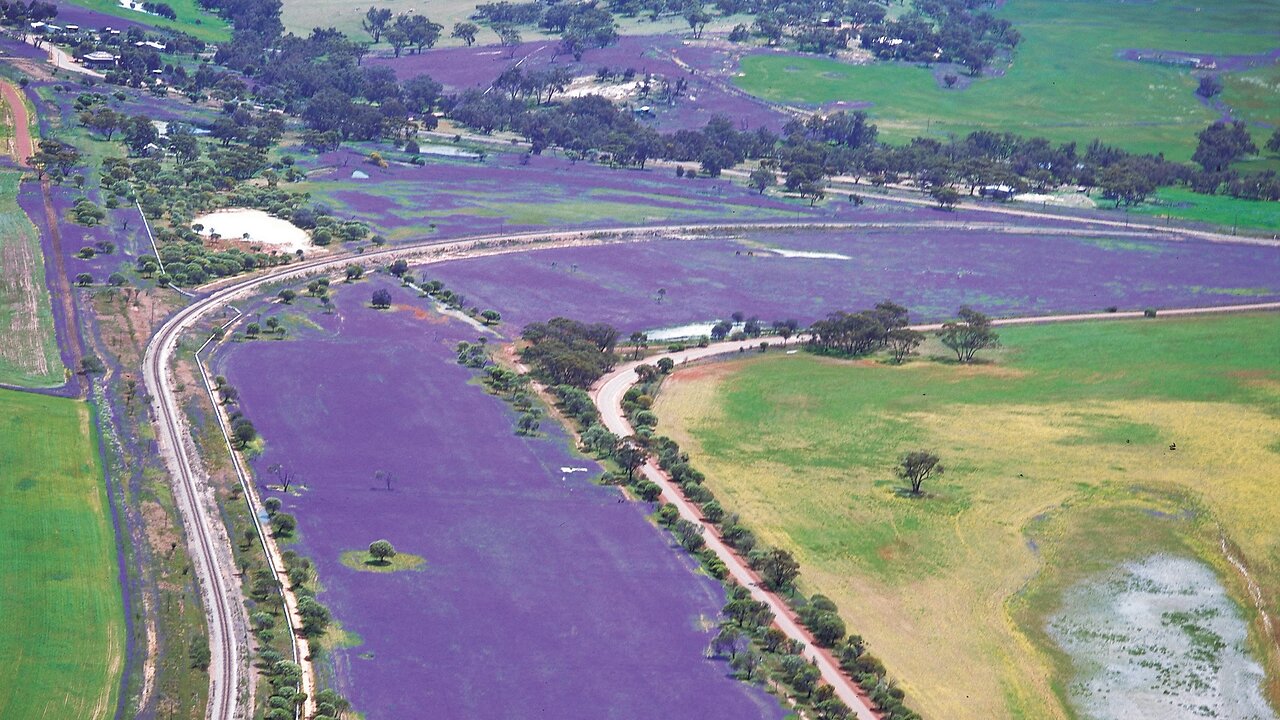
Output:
[
  {"xmin": 937, "ymin": 306, "xmax": 999, "ymax": 363},
  {"xmin": 520, "ymin": 317, "xmax": 620, "ymax": 388}
]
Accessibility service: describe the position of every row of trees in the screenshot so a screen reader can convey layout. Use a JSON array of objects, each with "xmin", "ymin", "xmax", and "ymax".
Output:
[
  {"xmin": 360, "ymin": 9, "xmax": 444, "ymax": 57},
  {"xmin": 0, "ymin": 0, "xmax": 56, "ymax": 26},
  {"xmin": 471, "ymin": 0, "xmax": 621, "ymax": 59},
  {"xmin": 807, "ymin": 302, "xmax": 997, "ymax": 364},
  {"xmin": 861, "ymin": 0, "xmax": 1020, "ymax": 75},
  {"xmin": 527, "ymin": 325, "xmax": 925, "ymax": 718}
]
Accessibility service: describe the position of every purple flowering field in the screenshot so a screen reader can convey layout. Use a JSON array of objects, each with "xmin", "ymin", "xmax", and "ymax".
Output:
[
  {"xmin": 217, "ymin": 279, "xmax": 785, "ymax": 720},
  {"xmin": 425, "ymin": 228, "xmax": 1280, "ymax": 332},
  {"xmin": 369, "ymin": 35, "xmax": 789, "ymax": 132},
  {"xmin": 297, "ymin": 147, "xmax": 851, "ymax": 239}
]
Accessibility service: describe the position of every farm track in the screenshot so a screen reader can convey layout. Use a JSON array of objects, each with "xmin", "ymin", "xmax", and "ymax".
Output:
[{"xmin": 147, "ymin": 213, "xmax": 1278, "ymax": 720}]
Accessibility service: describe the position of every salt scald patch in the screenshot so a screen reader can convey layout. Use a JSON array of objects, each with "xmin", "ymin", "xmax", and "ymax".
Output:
[
  {"xmin": 417, "ymin": 145, "xmax": 481, "ymax": 159},
  {"xmin": 765, "ymin": 248, "xmax": 853, "ymax": 260},
  {"xmin": 192, "ymin": 208, "xmax": 312, "ymax": 255},
  {"xmin": 647, "ymin": 322, "xmax": 718, "ymax": 341},
  {"xmin": 1048, "ymin": 554, "xmax": 1277, "ymax": 720}
]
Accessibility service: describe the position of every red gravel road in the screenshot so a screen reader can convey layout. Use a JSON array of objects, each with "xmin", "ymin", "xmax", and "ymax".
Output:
[{"xmin": 1, "ymin": 80, "xmax": 33, "ymax": 161}]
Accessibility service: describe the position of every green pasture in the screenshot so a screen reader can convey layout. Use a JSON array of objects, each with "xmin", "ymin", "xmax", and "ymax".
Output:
[
  {"xmin": 735, "ymin": 0, "xmax": 1280, "ymax": 160},
  {"xmin": 0, "ymin": 390, "xmax": 124, "ymax": 720},
  {"xmin": 0, "ymin": 170, "xmax": 64, "ymax": 387},
  {"xmin": 655, "ymin": 313, "xmax": 1280, "ymax": 720},
  {"xmin": 64, "ymin": 0, "xmax": 230, "ymax": 43},
  {"xmin": 1123, "ymin": 185, "xmax": 1280, "ymax": 233},
  {"xmin": 281, "ymin": 0, "xmax": 735, "ymax": 48},
  {"xmin": 339, "ymin": 549, "xmax": 426, "ymax": 573},
  {"xmin": 1224, "ymin": 62, "xmax": 1280, "ymax": 128}
]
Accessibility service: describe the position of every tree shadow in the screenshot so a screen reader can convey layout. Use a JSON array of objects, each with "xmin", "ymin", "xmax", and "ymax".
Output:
[{"xmin": 891, "ymin": 486, "xmax": 932, "ymax": 499}]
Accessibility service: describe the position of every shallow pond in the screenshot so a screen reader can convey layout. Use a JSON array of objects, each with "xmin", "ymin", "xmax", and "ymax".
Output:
[{"xmin": 1048, "ymin": 554, "xmax": 1276, "ymax": 720}]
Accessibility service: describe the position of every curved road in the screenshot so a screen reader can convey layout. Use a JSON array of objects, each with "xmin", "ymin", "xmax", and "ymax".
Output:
[{"xmin": 143, "ymin": 216, "xmax": 1279, "ymax": 719}]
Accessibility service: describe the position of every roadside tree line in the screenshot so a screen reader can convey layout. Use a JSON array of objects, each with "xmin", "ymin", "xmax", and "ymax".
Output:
[{"xmin": 545, "ymin": 358, "xmax": 919, "ymax": 720}]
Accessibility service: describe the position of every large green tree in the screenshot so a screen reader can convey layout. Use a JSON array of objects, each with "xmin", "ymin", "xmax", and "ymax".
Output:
[
  {"xmin": 1192, "ymin": 120, "xmax": 1257, "ymax": 173},
  {"xmin": 937, "ymin": 306, "xmax": 998, "ymax": 363}
]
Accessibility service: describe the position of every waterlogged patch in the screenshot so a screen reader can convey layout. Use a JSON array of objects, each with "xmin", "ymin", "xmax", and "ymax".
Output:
[
  {"xmin": 1048, "ymin": 555, "xmax": 1276, "ymax": 720},
  {"xmin": 764, "ymin": 248, "xmax": 853, "ymax": 260}
]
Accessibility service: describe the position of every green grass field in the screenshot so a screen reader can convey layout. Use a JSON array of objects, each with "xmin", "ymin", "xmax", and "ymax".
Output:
[
  {"xmin": 1224, "ymin": 63, "xmax": 1280, "ymax": 129},
  {"xmin": 280, "ymin": 0, "xmax": 734, "ymax": 48},
  {"xmin": 0, "ymin": 170, "xmax": 65, "ymax": 387},
  {"xmin": 1124, "ymin": 185, "xmax": 1280, "ymax": 234},
  {"xmin": 0, "ymin": 390, "xmax": 124, "ymax": 720},
  {"xmin": 64, "ymin": 0, "xmax": 230, "ymax": 43},
  {"xmin": 735, "ymin": 0, "xmax": 1280, "ymax": 160},
  {"xmin": 655, "ymin": 314, "xmax": 1280, "ymax": 720}
]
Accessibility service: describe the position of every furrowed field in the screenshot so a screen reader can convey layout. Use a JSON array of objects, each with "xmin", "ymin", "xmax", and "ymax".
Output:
[
  {"xmin": 735, "ymin": 0, "xmax": 1280, "ymax": 160},
  {"xmin": 654, "ymin": 313, "xmax": 1280, "ymax": 720},
  {"xmin": 0, "ymin": 169, "xmax": 63, "ymax": 387},
  {"xmin": 0, "ymin": 390, "xmax": 124, "ymax": 720}
]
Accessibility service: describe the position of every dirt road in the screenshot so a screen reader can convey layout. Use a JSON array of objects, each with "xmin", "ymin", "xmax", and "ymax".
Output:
[
  {"xmin": 1, "ymin": 80, "xmax": 33, "ymax": 161},
  {"xmin": 21, "ymin": 34, "xmax": 105, "ymax": 78}
]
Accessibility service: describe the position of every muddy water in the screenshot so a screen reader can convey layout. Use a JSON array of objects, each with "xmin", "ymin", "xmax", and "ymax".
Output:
[{"xmin": 1049, "ymin": 555, "xmax": 1276, "ymax": 720}]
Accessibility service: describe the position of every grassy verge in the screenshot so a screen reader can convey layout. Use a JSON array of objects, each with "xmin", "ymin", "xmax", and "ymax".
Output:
[
  {"xmin": 174, "ymin": 330, "xmax": 303, "ymax": 720},
  {"xmin": 62, "ymin": 0, "xmax": 231, "ymax": 43},
  {"xmin": 0, "ymin": 389, "xmax": 125, "ymax": 720},
  {"xmin": 0, "ymin": 169, "xmax": 65, "ymax": 386},
  {"xmin": 91, "ymin": 287, "xmax": 211, "ymax": 720},
  {"xmin": 1123, "ymin": 185, "xmax": 1280, "ymax": 234},
  {"xmin": 654, "ymin": 313, "xmax": 1280, "ymax": 720},
  {"xmin": 734, "ymin": 0, "xmax": 1280, "ymax": 160},
  {"xmin": 339, "ymin": 549, "xmax": 426, "ymax": 573}
]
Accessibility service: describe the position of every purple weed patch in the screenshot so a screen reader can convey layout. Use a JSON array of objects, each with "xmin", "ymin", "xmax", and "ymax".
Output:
[
  {"xmin": 216, "ymin": 280, "xmax": 785, "ymax": 720},
  {"xmin": 425, "ymin": 228, "xmax": 1280, "ymax": 332},
  {"xmin": 298, "ymin": 147, "xmax": 860, "ymax": 239},
  {"xmin": 50, "ymin": 0, "xmax": 148, "ymax": 31},
  {"xmin": 368, "ymin": 34, "xmax": 790, "ymax": 132}
]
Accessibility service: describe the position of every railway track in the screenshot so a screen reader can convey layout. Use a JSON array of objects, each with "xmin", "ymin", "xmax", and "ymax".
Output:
[{"xmin": 142, "ymin": 217, "xmax": 1275, "ymax": 719}]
